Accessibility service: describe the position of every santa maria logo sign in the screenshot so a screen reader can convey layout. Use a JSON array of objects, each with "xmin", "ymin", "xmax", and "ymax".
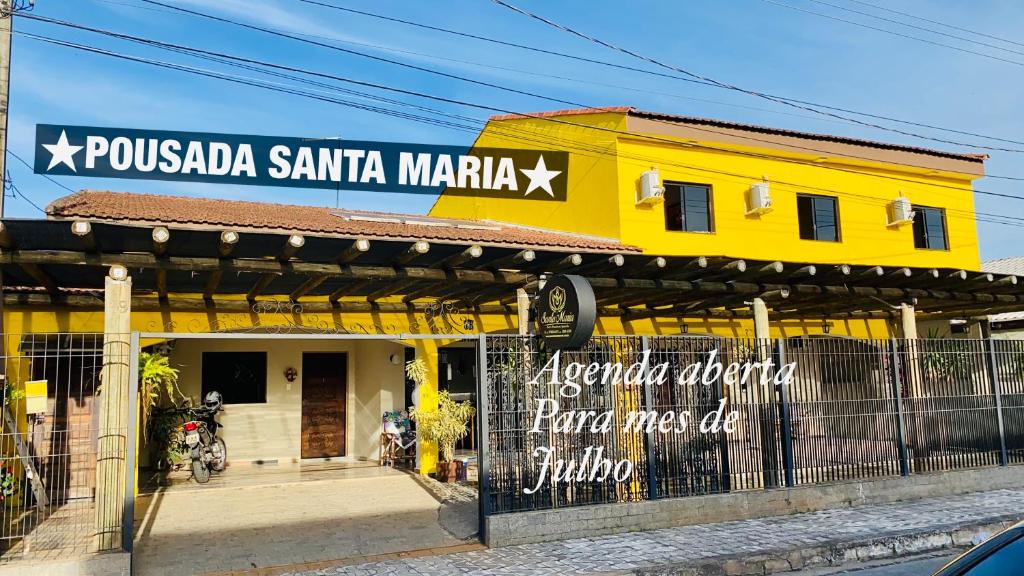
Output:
[{"xmin": 34, "ymin": 124, "xmax": 569, "ymax": 200}]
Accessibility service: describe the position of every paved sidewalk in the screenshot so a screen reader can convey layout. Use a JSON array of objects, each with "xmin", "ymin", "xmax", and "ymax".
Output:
[{"xmin": 279, "ymin": 488, "xmax": 1024, "ymax": 576}]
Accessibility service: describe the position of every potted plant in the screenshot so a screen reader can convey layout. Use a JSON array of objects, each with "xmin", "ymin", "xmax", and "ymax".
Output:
[{"xmin": 409, "ymin": 389, "xmax": 475, "ymax": 483}]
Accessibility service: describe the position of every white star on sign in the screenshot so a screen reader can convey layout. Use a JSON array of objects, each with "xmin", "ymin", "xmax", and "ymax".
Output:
[
  {"xmin": 42, "ymin": 130, "xmax": 84, "ymax": 172},
  {"xmin": 519, "ymin": 155, "xmax": 562, "ymax": 197}
]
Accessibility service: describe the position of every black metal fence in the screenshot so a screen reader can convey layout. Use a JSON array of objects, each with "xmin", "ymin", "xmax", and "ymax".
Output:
[{"xmin": 481, "ymin": 336, "xmax": 1024, "ymax": 515}]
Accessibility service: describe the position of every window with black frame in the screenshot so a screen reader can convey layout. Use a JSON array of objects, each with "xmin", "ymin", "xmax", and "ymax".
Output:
[
  {"xmin": 797, "ymin": 194, "xmax": 840, "ymax": 242},
  {"xmin": 202, "ymin": 351, "xmax": 268, "ymax": 404},
  {"xmin": 912, "ymin": 205, "xmax": 948, "ymax": 250},
  {"xmin": 664, "ymin": 183, "xmax": 713, "ymax": 233}
]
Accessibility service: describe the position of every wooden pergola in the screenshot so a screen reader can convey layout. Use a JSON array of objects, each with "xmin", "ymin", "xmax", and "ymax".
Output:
[{"xmin": 0, "ymin": 218, "xmax": 1022, "ymax": 321}]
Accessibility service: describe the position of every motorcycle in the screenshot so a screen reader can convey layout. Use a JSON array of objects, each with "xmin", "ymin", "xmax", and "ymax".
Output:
[{"xmin": 182, "ymin": 391, "xmax": 226, "ymax": 484}]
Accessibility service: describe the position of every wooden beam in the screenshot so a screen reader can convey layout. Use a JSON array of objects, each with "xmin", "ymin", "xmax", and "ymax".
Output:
[
  {"xmin": 71, "ymin": 221, "xmax": 97, "ymax": 252},
  {"xmin": 246, "ymin": 273, "xmax": 278, "ymax": 301},
  {"xmin": 19, "ymin": 263, "xmax": 58, "ymax": 295},
  {"xmin": 152, "ymin": 226, "xmax": 170, "ymax": 257},
  {"xmin": 487, "ymin": 249, "xmax": 535, "ymax": 270},
  {"xmin": 0, "ymin": 250, "xmax": 531, "ymax": 286},
  {"xmin": 203, "ymin": 270, "xmax": 222, "ymax": 300},
  {"xmin": 860, "ymin": 266, "xmax": 884, "ymax": 279},
  {"xmin": 337, "ymin": 239, "xmax": 371, "ymax": 264},
  {"xmin": 758, "ymin": 261, "xmax": 784, "ymax": 275},
  {"xmin": 574, "ymin": 254, "xmax": 626, "ymax": 276},
  {"xmin": 330, "ymin": 279, "xmax": 373, "ymax": 302},
  {"xmin": 552, "ymin": 253, "xmax": 583, "ymax": 270},
  {"xmin": 0, "ymin": 222, "xmax": 11, "ymax": 249},
  {"xmin": 436, "ymin": 245, "xmax": 483, "ymax": 268},
  {"xmin": 393, "ymin": 241, "xmax": 430, "ymax": 265},
  {"xmin": 889, "ymin": 267, "xmax": 912, "ymax": 279},
  {"xmin": 155, "ymin": 269, "xmax": 168, "ymax": 300},
  {"xmin": 1, "ymin": 293, "xmax": 517, "ymax": 315},
  {"xmin": 219, "ymin": 230, "xmax": 239, "ymax": 258},
  {"xmin": 365, "ymin": 278, "xmax": 420, "ymax": 302},
  {"xmin": 279, "ymin": 234, "xmax": 305, "ymax": 261},
  {"xmin": 948, "ymin": 270, "xmax": 968, "ymax": 281},
  {"xmin": 290, "ymin": 275, "xmax": 327, "ymax": 301}
]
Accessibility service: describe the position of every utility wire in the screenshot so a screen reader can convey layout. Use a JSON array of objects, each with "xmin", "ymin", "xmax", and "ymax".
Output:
[
  {"xmin": 296, "ymin": 0, "xmax": 1024, "ymax": 149},
  {"xmin": 17, "ymin": 15, "xmax": 1024, "ymax": 202},
  {"xmin": 104, "ymin": 5, "xmax": 1024, "ymax": 175},
  {"xmin": 490, "ymin": 0, "xmax": 1024, "ymax": 153},
  {"xmin": 804, "ymin": 0, "xmax": 1024, "ymax": 58},
  {"xmin": 13, "ymin": 30, "xmax": 1024, "ymax": 230},
  {"xmin": 845, "ymin": 0, "xmax": 1024, "ymax": 50},
  {"xmin": 759, "ymin": 0, "xmax": 1024, "ymax": 67},
  {"xmin": 6, "ymin": 150, "xmax": 76, "ymax": 192}
]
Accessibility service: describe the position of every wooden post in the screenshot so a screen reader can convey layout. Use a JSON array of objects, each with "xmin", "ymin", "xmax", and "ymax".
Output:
[
  {"xmin": 751, "ymin": 297, "xmax": 779, "ymax": 487},
  {"xmin": 96, "ymin": 266, "xmax": 131, "ymax": 551},
  {"xmin": 899, "ymin": 301, "xmax": 927, "ymax": 472},
  {"xmin": 516, "ymin": 288, "xmax": 531, "ymax": 335},
  {"xmin": 900, "ymin": 302, "xmax": 918, "ymax": 339}
]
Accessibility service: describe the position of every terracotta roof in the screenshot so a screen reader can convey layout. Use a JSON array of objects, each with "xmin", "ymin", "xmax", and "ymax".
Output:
[
  {"xmin": 488, "ymin": 106, "xmax": 986, "ymax": 163},
  {"xmin": 46, "ymin": 191, "xmax": 637, "ymax": 253}
]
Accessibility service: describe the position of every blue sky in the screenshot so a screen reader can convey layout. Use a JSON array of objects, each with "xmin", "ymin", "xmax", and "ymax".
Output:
[{"xmin": 5, "ymin": 0, "xmax": 1024, "ymax": 260}]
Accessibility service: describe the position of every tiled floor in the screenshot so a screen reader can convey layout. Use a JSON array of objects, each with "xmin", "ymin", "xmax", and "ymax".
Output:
[{"xmin": 133, "ymin": 462, "xmax": 478, "ymax": 576}]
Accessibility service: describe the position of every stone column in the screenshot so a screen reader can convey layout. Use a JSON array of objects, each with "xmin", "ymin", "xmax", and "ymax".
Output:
[{"xmin": 96, "ymin": 266, "xmax": 131, "ymax": 551}]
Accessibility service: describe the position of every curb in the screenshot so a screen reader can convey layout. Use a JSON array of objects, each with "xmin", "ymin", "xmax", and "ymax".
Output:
[{"xmin": 631, "ymin": 515, "xmax": 1022, "ymax": 576}]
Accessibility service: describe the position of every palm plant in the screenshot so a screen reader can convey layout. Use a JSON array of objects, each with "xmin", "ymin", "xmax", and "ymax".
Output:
[
  {"xmin": 410, "ymin": 390, "xmax": 475, "ymax": 463},
  {"xmin": 139, "ymin": 351, "xmax": 183, "ymax": 439}
]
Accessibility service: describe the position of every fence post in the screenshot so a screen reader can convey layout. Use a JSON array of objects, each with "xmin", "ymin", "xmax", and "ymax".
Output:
[
  {"xmin": 475, "ymin": 333, "xmax": 491, "ymax": 542},
  {"xmin": 889, "ymin": 339, "xmax": 911, "ymax": 477},
  {"xmin": 775, "ymin": 339, "xmax": 795, "ymax": 488},
  {"xmin": 122, "ymin": 331, "xmax": 139, "ymax": 553},
  {"xmin": 985, "ymin": 338, "xmax": 1009, "ymax": 467},
  {"xmin": 640, "ymin": 337, "xmax": 658, "ymax": 500}
]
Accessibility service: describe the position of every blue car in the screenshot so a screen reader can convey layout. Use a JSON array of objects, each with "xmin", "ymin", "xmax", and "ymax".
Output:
[{"xmin": 933, "ymin": 521, "xmax": 1024, "ymax": 575}]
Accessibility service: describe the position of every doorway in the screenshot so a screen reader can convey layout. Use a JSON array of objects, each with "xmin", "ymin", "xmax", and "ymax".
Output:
[{"xmin": 301, "ymin": 352, "xmax": 347, "ymax": 459}]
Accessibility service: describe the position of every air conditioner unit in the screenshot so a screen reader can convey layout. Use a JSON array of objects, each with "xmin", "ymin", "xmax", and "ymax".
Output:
[
  {"xmin": 636, "ymin": 169, "xmax": 665, "ymax": 206},
  {"xmin": 745, "ymin": 182, "xmax": 773, "ymax": 215},
  {"xmin": 887, "ymin": 196, "xmax": 915, "ymax": 227}
]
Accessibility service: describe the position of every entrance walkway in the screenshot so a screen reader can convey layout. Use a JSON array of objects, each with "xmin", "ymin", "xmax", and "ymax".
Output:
[
  {"xmin": 133, "ymin": 463, "xmax": 478, "ymax": 576},
  {"xmin": 282, "ymin": 487, "xmax": 1024, "ymax": 576}
]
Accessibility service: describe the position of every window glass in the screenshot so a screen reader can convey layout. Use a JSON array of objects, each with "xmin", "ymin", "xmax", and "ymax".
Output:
[
  {"xmin": 913, "ymin": 206, "xmax": 948, "ymax": 250},
  {"xmin": 664, "ymin": 183, "xmax": 712, "ymax": 232},
  {"xmin": 202, "ymin": 351, "xmax": 268, "ymax": 404},
  {"xmin": 797, "ymin": 194, "xmax": 839, "ymax": 242},
  {"xmin": 961, "ymin": 535, "xmax": 1024, "ymax": 576}
]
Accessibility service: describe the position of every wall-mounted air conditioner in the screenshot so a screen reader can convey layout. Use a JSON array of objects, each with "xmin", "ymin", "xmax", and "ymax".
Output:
[
  {"xmin": 887, "ymin": 196, "xmax": 915, "ymax": 227},
  {"xmin": 745, "ymin": 182, "xmax": 773, "ymax": 215},
  {"xmin": 636, "ymin": 169, "xmax": 665, "ymax": 207}
]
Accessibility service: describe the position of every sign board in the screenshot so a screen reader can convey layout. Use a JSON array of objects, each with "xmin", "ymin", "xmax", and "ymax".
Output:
[
  {"xmin": 34, "ymin": 124, "xmax": 569, "ymax": 201},
  {"xmin": 535, "ymin": 274, "xmax": 597, "ymax": 349},
  {"xmin": 25, "ymin": 380, "xmax": 48, "ymax": 415}
]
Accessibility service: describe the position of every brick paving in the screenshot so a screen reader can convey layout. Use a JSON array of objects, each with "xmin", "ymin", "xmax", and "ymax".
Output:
[{"xmin": 281, "ymin": 488, "xmax": 1024, "ymax": 576}]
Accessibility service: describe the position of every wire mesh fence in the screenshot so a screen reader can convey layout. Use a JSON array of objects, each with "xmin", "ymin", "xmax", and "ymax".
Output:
[
  {"xmin": 0, "ymin": 333, "xmax": 130, "ymax": 564},
  {"xmin": 482, "ymin": 335, "xmax": 1024, "ymax": 515}
]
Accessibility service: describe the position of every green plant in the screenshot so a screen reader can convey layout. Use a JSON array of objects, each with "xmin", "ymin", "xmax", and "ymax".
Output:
[
  {"xmin": 3, "ymin": 385, "xmax": 24, "ymax": 406},
  {"xmin": 409, "ymin": 390, "xmax": 475, "ymax": 463},
  {"xmin": 148, "ymin": 408, "xmax": 189, "ymax": 469},
  {"xmin": 405, "ymin": 358, "xmax": 428, "ymax": 388},
  {"xmin": 0, "ymin": 463, "xmax": 17, "ymax": 500},
  {"xmin": 139, "ymin": 351, "xmax": 184, "ymax": 440}
]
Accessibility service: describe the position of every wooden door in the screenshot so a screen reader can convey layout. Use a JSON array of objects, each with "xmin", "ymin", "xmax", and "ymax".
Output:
[{"xmin": 301, "ymin": 353, "xmax": 347, "ymax": 459}]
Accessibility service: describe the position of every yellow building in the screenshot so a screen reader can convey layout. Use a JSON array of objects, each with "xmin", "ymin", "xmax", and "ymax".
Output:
[{"xmin": 2, "ymin": 109, "xmax": 1022, "ymax": 564}]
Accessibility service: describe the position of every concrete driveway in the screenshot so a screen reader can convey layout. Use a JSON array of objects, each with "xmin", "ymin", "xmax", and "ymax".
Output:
[{"xmin": 132, "ymin": 464, "xmax": 478, "ymax": 575}]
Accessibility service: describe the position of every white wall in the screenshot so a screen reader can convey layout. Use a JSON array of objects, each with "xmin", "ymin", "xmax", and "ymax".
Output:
[{"xmin": 154, "ymin": 338, "xmax": 406, "ymax": 465}]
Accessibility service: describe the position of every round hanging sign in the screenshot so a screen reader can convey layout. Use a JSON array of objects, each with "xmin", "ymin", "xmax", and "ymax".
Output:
[{"xmin": 535, "ymin": 274, "xmax": 597, "ymax": 349}]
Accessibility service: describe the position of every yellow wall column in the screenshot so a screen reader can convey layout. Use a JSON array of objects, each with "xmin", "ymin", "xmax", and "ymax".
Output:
[
  {"xmin": 413, "ymin": 339, "xmax": 440, "ymax": 475},
  {"xmin": 96, "ymin": 267, "xmax": 131, "ymax": 551}
]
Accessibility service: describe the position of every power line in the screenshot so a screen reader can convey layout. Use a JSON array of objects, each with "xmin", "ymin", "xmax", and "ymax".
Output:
[
  {"xmin": 13, "ymin": 30, "xmax": 1024, "ymax": 231},
  {"xmin": 803, "ymin": 0, "xmax": 1024, "ymax": 58},
  {"xmin": 489, "ymin": 0, "xmax": 1024, "ymax": 153},
  {"xmin": 845, "ymin": 0, "xmax": 1024, "ymax": 50},
  {"xmin": 97, "ymin": 5, "xmax": 1024, "ymax": 177},
  {"xmin": 6, "ymin": 150, "xmax": 76, "ymax": 192},
  {"xmin": 17, "ymin": 15, "xmax": 1024, "ymax": 203},
  {"xmin": 297, "ymin": 0, "xmax": 1024, "ymax": 150},
  {"xmin": 758, "ymin": 0, "xmax": 1024, "ymax": 67},
  {"xmin": 3, "ymin": 171, "xmax": 46, "ymax": 214}
]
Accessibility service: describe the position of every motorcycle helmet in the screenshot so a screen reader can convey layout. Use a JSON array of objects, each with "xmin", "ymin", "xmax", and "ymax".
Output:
[{"xmin": 204, "ymin": 390, "xmax": 223, "ymax": 411}]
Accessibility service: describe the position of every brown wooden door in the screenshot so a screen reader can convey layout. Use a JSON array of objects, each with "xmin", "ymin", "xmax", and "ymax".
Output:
[{"xmin": 301, "ymin": 353, "xmax": 347, "ymax": 459}]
